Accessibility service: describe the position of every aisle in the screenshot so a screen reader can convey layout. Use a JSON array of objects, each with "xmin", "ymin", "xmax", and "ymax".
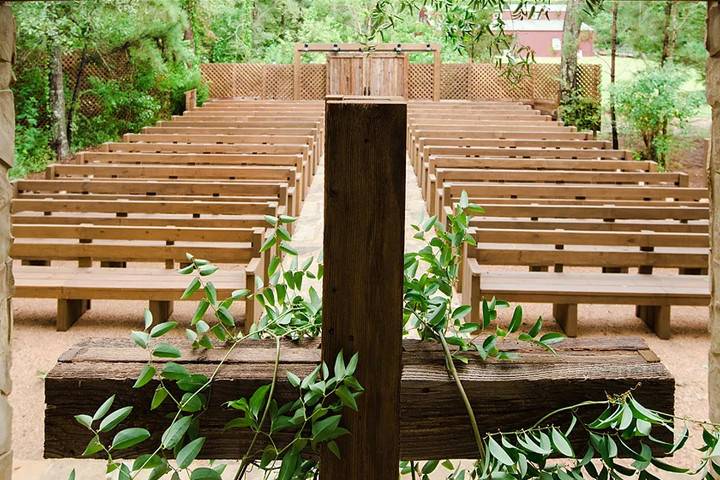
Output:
[{"xmin": 291, "ymin": 156, "xmax": 429, "ymax": 257}]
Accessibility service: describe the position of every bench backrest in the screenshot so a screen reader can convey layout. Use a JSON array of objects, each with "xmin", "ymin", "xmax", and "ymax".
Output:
[{"xmin": 468, "ymin": 227, "xmax": 708, "ymax": 269}]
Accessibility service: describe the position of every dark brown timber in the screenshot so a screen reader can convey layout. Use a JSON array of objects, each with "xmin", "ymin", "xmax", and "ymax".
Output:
[{"xmin": 320, "ymin": 97, "xmax": 407, "ymax": 479}]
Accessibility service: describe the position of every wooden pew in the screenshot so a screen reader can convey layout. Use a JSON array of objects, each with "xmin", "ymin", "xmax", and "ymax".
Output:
[
  {"xmin": 461, "ymin": 227, "xmax": 709, "ymax": 339},
  {"xmin": 11, "ymin": 221, "xmax": 268, "ymax": 330},
  {"xmin": 430, "ymin": 170, "xmax": 690, "ymax": 217}
]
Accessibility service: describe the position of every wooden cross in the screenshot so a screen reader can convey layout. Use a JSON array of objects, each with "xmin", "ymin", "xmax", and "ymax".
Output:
[{"xmin": 44, "ymin": 98, "xmax": 675, "ymax": 479}]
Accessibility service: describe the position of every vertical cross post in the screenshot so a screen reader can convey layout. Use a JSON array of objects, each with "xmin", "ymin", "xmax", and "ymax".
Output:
[{"xmin": 321, "ymin": 97, "xmax": 406, "ymax": 479}]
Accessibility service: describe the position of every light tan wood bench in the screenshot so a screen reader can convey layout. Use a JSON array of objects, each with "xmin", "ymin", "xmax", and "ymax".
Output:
[
  {"xmin": 11, "ymin": 222, "xmax": 268, "ymax": 330},
  {"xmin": 460, "ymin": 226, "xmax": 709, "ymax": 339},
  {"xmin": 430, "ymin": 170, "xmax": 690, "ymax": 216}
]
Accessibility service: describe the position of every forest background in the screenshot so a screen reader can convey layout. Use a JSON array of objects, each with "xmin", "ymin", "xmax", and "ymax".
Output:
[{"xmin": 7, "ymin": 0, "xmax": 710, "ymax": 179}]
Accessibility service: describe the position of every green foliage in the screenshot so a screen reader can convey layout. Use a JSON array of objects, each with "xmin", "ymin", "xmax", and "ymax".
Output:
[
  {"xmin": 589, "ymin": 1, "xmax": 707, "ymax": 76},
  {"xmin": 613, "ymin": 66, "xmax": 703, "ymax": 168},
  {"xmin": 559, "ymin": 92, "xmax": 601, "ymax": 133},
  {"xmin": 71, "ymin": 77, "xmax": 162, "ymax": 150},
  {"xmin": 10, "ymin": 0, "xmax": 208, "ymax": 178}
]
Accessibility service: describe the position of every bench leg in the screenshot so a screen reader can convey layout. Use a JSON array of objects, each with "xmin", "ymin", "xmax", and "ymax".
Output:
[
  {"xmin": 553, "ymin": 304, "xmax": 578, "ymax": 337},
  {"xmin": 149, "ymin": 301, "xmax": 174, "ymax": 324},
  {"xmin": 638, "ymin": 305, "xmax": 671, "ymax": 339},
  {"xmin": 57, "ymin": 299, "xmax": 89, "ymax": 331},
  {"xmin": 602, "ymin": 267, "xmax": 629, "ymax": 273},
  {"xmin": 101, "ymin": 261, "xmax": 127, "ymax": 268},
  {"xmin": 22, "ymin": 259, "xmax": 50, "ymax": 266}
]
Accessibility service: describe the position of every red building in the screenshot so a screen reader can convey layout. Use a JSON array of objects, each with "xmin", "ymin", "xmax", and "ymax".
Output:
[{"xmin": 501, "ymin": 4, "xmax": 595, "ymax": 58}]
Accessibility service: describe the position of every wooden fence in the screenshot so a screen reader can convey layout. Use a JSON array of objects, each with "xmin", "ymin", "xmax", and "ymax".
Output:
[{"xmin": 200, "ymin": 62, "xmax": 601, "ymax": 103}]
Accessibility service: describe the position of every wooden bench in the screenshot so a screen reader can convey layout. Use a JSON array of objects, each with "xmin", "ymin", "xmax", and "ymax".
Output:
[
  {"xmin": 440, "ymin": 183, "xmax": 707, "ymax": 222},
  {"xmin": 430, "ymin": 170, "xmax": 690, "ymax": 216},
  {"xmin": 11, "ymin": 221, "xmax": 268, "ymax": 330},
  {"xmin": 460, "ymin": 226, "xmax": 709, "ymax": 339}
]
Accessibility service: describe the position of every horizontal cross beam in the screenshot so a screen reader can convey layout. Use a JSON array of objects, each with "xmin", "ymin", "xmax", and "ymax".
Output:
[{"xmin": 44, "ymin": 337, "xmax": 674, "ymax": 460}]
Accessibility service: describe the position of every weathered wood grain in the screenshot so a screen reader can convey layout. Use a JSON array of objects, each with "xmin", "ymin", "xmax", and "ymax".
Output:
[
  {"xmin": 320, "ymin": 98, "xmax": 407, "ymax": 478},
  {"xmin": 44, "ymin": 338, "xmax": 674, "ymax": 461}
]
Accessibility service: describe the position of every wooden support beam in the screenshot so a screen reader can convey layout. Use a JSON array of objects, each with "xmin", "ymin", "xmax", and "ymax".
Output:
[
  {"xmin": 44, "ymin": 338, "xmax": 674, "ymax": 460},
  {"xmin": 321, "ymin": 98, "xmax": 406, "ymax": 479}
]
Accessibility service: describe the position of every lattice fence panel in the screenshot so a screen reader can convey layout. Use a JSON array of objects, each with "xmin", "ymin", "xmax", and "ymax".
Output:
[
  {"xmin": 62, "ymin": 51, "xmax": 134, "ymax": 118},
  {"xmin": 233, "ymin": 64, "xmax": 264, "ymax": 97},
  {"xmin": 263, "ymin": 65, "xmax": 294, "ymax": 99},
  {"xmin": 577, "ymin": 64, "xmax": 601, "ymax": 101},
  {"xmin": 408, "ymin": 64, "xmax": 434, "ymax": 100},
  {"xmin": 467, "ymin": 64, "xmax": 534, "ymax": 101},
  {"xmin": 300, "ymin": 64, "xmax": 326, "ymax": 99},
  {"xmin": 441, "ymin": 64, "xmax": 469, "ymax": 100},
  {"xmin": 201, "ymin": 64, "xmax": 237, "ymax": 98},
  {"xmin": 531, "ymin": 63, "xmax": 561, "ymax": 102}
]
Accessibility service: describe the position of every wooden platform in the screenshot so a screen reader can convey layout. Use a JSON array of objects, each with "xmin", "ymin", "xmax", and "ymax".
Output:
[{"xmin": 45, "ymin": 337, "xmax": 674, "ymax": 460}]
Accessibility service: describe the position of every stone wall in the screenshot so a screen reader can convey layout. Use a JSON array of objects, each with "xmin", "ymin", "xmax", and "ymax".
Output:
[
  {"xmin": 709, "ymin": 0, "xmax": 720, "ymax": 422},
  {"xmin": 0, "ymin": 2, "xmax": 13, "ymax": 479}
]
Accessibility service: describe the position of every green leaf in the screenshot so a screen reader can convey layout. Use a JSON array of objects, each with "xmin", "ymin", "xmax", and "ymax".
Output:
[
  {"xmin": 110, "ymin": 428, "xmax": 150, "ymax": 450},
  {"xmin": 215, "ymin": 307, "xmax": 235, "ymax": 327},
  {"xmin": 92, "ymin": 395, "xmax": 115, "ymax": 421},
  {"xmin": 488, "ymin": 436, "xmax": 514, "ymax": 466},
  {"xmin": 151, "ymin": 386, "xmax": 169, "ymax": 410},
  {"xmin": 81, "ymin": 436, "xmax": 104, "ymax": 456},
  {"xmin": 99, "ymin": 406, "xmax": 133, "ymax": 432},
  {"xmin": 335, "ymin": 385, "xmax": 358, "ymax": 411},
  {"xmin": 249, "ymin": 385, "xmax": 270, "ymax": 419},
  {"xmin": 287, "ymin": 371, "xmax": 301, "ymax": 388},
  {"xmin": 177, "ymin": 437, "xmax": 206, "ymax": 469},
  {"xmin": 528, "ymin": 316, "xmax": 543, "ymax": 338},
  {"xmin": 551, "ymin": 428, "xmax": 574, "ymax": 457},
  {"xmin": 68, "ymin": 469, "xmax": 76, "ymax": 480},
  {"xmin": 422, "ymin": 460, "xmax": 439, "ymax": 474},
  {"xmin": 131, "ymin": 331, "xmax": 150, "ymax": 349},
  {"xmin": 190, "ymin": 467, "xmax": 222, "ymax": 480},
  {"xmin": 182, "ymin": 277, "xmax": 201, "ymax": 299},
  {"xmin": 161, "ymin": 416, "xmax": 193, "ymax": 449},
  {"xmin": 191, "ymin": 300, "xmax": 210, "ymax": 325},
  {"xmin": 134, "ymin": 365, "xmax": 155, "ymax": 389},
  {"xmin": 198, "ymin": 264, "xmax": 219, "ymax": 277},
  {"xmin": 509, "ymin": 305, "xmax": 523, "ymax": 333},
  {"xmin": 327, "ymin": 440, "xmax": 341, "ymax": 459},
  {"xmin": 451, "ymin": 305, "xmax": 472, "ymax": 322},
  {"xmin": 74, "ymin": 414, "xmax": 93, "ymax": 429},
  {"xmin": 539, "ymin": 332, "xmax": 565, "ymax": 345},
  {"xmin": 150, "ymin": 322, "xmax": 177, "ymax": 338},
  {"xmin": 152, "ymin": 343, "xmax": 181, "ymax": 359},
  {"xmin": 144, "ymin": 309, "xmax": 154, "ymax": 329}
]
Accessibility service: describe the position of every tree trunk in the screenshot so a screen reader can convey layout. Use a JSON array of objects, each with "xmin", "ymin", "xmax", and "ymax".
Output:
[
  {"xmin": 559, "ymin": 0, "xmax": 583, "ymax": 105},
  {"xmin": 609, "ymin": 0, "xmax": 619, "ymax": 150},
  {"xmin": 660, "ymin": 0, "xmax": 676, "ymax": 67},
  {"xmin": 66, "ymin": 42, "xmax": 88, "ymax": 147},
  {"xmin": 49, "ymin": 42, "xmax": 70, "ymax": 161}
]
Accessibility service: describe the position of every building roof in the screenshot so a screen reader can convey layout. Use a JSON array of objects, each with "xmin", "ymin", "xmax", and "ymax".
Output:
[{"xmin": 502, "ymin": 19, "xmax": 594, "ymax": 32}]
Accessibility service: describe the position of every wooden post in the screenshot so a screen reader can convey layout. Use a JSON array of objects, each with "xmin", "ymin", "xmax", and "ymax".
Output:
[
  {"xmin": 293, "ymin": 46, "xmax": 302, "ymax": 100},
  {"xmin": 321, "ymin": 97, "xmax": 406, "ymax": 479},
  {"xmin": 0, "ymin": 2, "xmax": 13, "ymax": 476},
  {"xmin": 707, "ymin": 0, "xmax": 720, "ymax": 421},
  {"xmin": 184, "ymin": 89, "xmax": 197, "ymax": 111},
  {"xmin": 432, "ymin": 48, "xmax": 441, "ymax": 102}
]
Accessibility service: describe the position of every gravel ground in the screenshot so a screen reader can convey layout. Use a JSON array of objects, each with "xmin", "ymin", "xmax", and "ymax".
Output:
[{"xmin": 9, "ymin": 161, "xmax": 711, "ymax": 479}]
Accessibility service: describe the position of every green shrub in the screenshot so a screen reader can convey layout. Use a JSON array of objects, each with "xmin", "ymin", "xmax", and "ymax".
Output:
[
  {"xmin": 8, "ymin": 125, "xmax": 55, "ymax": 180},
  {"xmin": 71, "ymin": 77, "xmax": 162, "ymax": 150},
  {"xmin": 613, "ymin": 66, "xmax": 703, "ymax": 168},
  {"xmin": 559, "ymin": 93, "xmax": 601, "ymax": 132}
]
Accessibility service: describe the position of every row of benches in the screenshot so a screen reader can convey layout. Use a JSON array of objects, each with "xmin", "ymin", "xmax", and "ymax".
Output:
[
  {"xmin": 11, "ymin": 99, "xmax": 324, "ymax": 330},
  {"xmin": 406, "ymin": 101, "xmax": 710, "ymax": 338}
]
